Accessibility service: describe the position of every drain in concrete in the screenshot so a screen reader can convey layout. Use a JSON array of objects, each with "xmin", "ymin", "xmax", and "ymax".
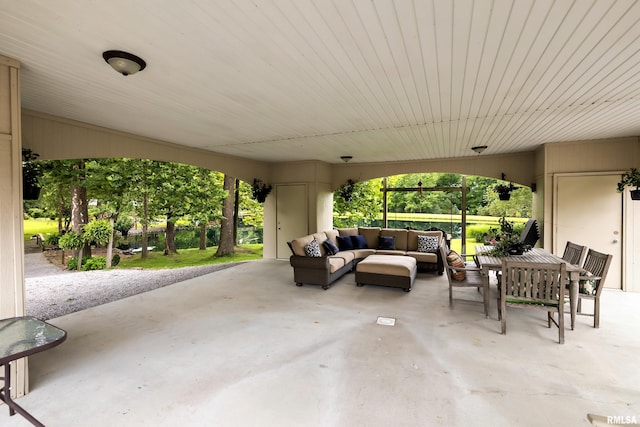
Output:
[{"xmin": 376, "ymin": 316, "xmax": 396, "ymax": 326}]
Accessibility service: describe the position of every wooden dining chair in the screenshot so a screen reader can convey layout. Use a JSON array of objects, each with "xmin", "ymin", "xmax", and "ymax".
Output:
[
  {"xmin": 439, "ymin": 243, "xmax": 488, "ymax": 317},
  {"xmin": 577, "ymin": 249, "xmax": 613, "ymax": 328},
  {"xmin": 561, "ymin": 241, "xmax": 587, "ymax": 266},
  {"xmin": 499, "ymin": 260, "xmax": 566, "ymax": 344}
]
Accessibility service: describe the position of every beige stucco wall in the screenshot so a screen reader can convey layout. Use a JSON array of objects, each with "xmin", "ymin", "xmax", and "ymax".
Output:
[
  {"xmin": 0, "ymin": 54, "xmax": 28, "ymax": 397},
  {"xmin": 330, "ymin": 151, "xmax": 536, "ymax": 190},
  {"xmin": 541, "ymin": 137, "xmax": 640, "ymax": 292},
  {"xmin": 21, "ymin": 110, "xmax": 269, "ymax": 185}
]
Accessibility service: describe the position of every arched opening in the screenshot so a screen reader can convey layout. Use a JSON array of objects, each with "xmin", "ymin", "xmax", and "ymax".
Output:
[{"xmin": 333, "ymin": 172, "xmax": 533, "ymax": 254}]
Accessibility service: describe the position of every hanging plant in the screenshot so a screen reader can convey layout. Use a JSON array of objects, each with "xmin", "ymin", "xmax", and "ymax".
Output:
[
  {"xmin": 22, "ymin": 148, "xmax": 42, "ymax": 200},
  {"xmin": 494, "ymin": 182, "xmax": 515, "ymax": 201},
  {"xmin": 252, "ymin": 178, "xmax": 272, "ymax": 203},
  {"xmin": 616, "ymin": 168, "xmax": 640, "ymax": 201},
  {"xmin": 337, "ymin": 179, "xmax": 356, "ymax": 202}
]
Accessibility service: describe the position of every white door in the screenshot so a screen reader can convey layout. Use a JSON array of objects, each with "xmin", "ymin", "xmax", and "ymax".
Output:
[
  {"xmin": 555, "ymin": 174, "xmax": 622, "ymax": 289},
  {"xmin": 276, "ymin": 184, "xmax": 308, "ymax": 260}
]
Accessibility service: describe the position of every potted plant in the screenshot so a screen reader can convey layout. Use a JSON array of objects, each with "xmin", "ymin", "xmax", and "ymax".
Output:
[
  {"xmin": 486, "ymin": 217, "xmax": 531, "ymax": 257},
  {"xmin": 252, "ymin": 178, "xmax": 272, "ymax": 203},
  {"xmin": 494, "ymin": 182, "xmax": 515, "ymax": 201},
  {"xmin": 22, "ymin": 148, "xmax": 42, "ymax": 200},
  {"xmin": 617, "ymin": 168, "xmax": 640, "ymax": 201}
]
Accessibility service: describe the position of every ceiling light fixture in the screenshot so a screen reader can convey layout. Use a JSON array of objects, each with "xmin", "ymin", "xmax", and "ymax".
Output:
[
  {"xmin": 471, "ymin": 145, "xmax": 488, "ymax": 154},
  {"xmin": 102, "ymin": 50, "xmax": 147, "ymax": 76},
  {"xmin": 340, "ymin": 156, "xmax": 353, "ymax": 163}
]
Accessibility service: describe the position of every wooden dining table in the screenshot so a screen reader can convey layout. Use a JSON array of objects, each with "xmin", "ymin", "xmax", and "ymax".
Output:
[{"xmin": 475, "ymin": 247, "xmax": 584, "ymax": 330}]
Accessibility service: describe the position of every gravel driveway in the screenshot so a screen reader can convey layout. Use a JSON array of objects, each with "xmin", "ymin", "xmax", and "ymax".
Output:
[{"xmin": 25, "ymin": 252, "xmax": 241, "ymax": 320}]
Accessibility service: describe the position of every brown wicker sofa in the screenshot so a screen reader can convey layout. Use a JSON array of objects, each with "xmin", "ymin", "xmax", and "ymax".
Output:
[{"xmin": 288, "ymin": 227, "xmax": 444, "ymax": 289}]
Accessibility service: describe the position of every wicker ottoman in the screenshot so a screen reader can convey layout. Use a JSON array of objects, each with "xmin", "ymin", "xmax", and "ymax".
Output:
[{"xmin": 355, "ymin": 255, "xmax": 417, "ymax": 292}]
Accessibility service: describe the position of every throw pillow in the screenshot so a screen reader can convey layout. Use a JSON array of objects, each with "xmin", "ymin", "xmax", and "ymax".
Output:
[
  {"xmin": 378, "ymin": 235, "xmax": 396, "ymax": 250},
  {"xmin": 417, "ymin": 235, "xmax": 439, "ymax": 253},
  {"xmin": 304, "ymin": 239, "xmax": 322, "ymax": 257},
  {"xmin": 446, "ymin": 250, "xmax": 466, "ymax": 281},
  {"xmin": 336, "ymin": 235, "xmax": 354, "ymax": 251},
  {"xmin": 322, "ymin": 239, "xmax": 339, "ymax": 255},
  {"xmin": 351, "ymin": 234, "xmax": 368, "ymax": 249}
]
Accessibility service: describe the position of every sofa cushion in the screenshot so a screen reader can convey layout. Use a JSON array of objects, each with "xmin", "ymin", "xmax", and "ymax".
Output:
[
  {"xmin": 417, "ymin": 235, "xmax": 439, "ymax": 253},
  {"xmin": 446, "ymin": 250, "xmax": 466, "ymax": 281},
  {"xmin": 338, "ymin": 228, "xmax": 358, "ymax": 236},
  {"xmin": 290, "ymin": 234, "xmax": 315, "ymax": 256},
  {"xmin": 304, "ymin": 239, "xmax": 322, "ymax": 257},
  {"xmin": 375, "ymin": 250, "xmax": 406, "ymax": 256},
  {"xmin": 328, "ymin": 257, "xmax": 345, "ymax": 273},
  {"xmin": 381, "ymin": 228, "xmax": 408, "ymax": 251},
  {"xmin": 351, "ymin": 234, "xmax": 368, "ymax": 249},
  {"xmin": 331, "ymin": 251, "xmax": 355, "ymax": 264},
  {"xmin": 337, "ymin": 235, "xmax": 354, "ymax": 251},
  {"xmin": 352, "ymin": 248, "xmax": 376, "ymax": 259},
  {"xmin": 378, "ymin": 235, "xmax": 395, "ymax": 250},
  {"xmin": 406, "ymin": 251, "xmax": 438, "ymax": 263},
  {"xmin": 313, "ymin": 232, "xmax": 328, "ymax": 256},
  {"xmin": 407, "ymin": 230, "xmax": 442, "ymax": 251},
  {"xmin": 358, "ymin": 227, "xmax": 381, "ymax": 249},
  {"xmin": 324, "ymin": 229, "xmax": 339, "ymax": 245},
  {"xmin": 322, "ymin": 239, "xmax": 339, "ymax": 255}
]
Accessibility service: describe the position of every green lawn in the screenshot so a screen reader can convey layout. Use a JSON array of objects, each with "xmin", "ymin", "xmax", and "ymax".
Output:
[
  {"xmin": 116, "ymin": 244, "xmax": 263, "ymax": 269},
  {"xmin": 23, "ymin": 218, "xmax": 58, "ymax": 241}
]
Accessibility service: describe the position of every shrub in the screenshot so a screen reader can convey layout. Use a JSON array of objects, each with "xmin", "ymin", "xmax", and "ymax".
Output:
[
  {"xmin": 82, "ymin": 257, "xmax": 107, "ymax": 271},
  {"xmin": 44, "ymin": 233, "xmax": 60, "ymax": 246},
  {"xmin": 67, "ymin": 255, "xmax": 91, "ymax": 271},
  {"xmin": 466, "ymin": 224, "xmax": 496, "ymax": 242},
  {"xmin": 111, "ymin": 253, "xmax": 121, "ymax": 267}
]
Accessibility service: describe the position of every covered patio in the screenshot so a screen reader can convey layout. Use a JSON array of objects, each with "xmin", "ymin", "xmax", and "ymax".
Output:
[
  {"xmin": 2, "ymin": 261, "xmax": 639, "ymax": 426},
  {"xmin": 1, "ymin": 1, "xmax": 640, "ymax": 419}
]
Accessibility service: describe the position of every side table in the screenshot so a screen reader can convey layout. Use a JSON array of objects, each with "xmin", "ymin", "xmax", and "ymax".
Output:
[{"xmin": 0, "ymin": 316, "xmax": 67, "ymax": 427}]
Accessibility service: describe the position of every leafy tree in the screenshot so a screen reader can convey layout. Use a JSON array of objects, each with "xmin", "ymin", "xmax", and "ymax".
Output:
[
  {"xmin": 58, "ymin": 230, "xmax": 85, "ymax": 270},
  {"xmin": 333, "ymin": 179, "xmax": 383, "ymax": 227},
  {"xmin": 185, "ymin": 168, "xmax": 225, "ymax": 250},
  {"xmin": 216, "ymin": 174, "xmax": 235, "ymax": 256},
  {"xmin": 478, "ymin": 186, "xmax": 532, "ymax": 217}
]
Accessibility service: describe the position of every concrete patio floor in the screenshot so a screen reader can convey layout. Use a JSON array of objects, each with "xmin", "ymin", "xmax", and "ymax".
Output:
[{"xmin": 2, "ymin": 259, "xmax": 640, "ymax": 427}]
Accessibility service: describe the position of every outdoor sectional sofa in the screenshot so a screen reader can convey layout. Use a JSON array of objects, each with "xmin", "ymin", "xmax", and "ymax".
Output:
[{"xmin": 288, "ymin": 227, "xmax": 444, "ymax": 289}]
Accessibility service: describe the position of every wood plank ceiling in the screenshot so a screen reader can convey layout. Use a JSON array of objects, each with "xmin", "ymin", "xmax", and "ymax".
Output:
[{"xmin": 1, "ymin": 0, "xmax": 639, "ymax": 163}]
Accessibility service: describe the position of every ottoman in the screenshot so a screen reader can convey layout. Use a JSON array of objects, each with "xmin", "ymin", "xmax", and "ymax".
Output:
[{"xmin": 355, "ymin": 255, "xmax": 417, "ymax": 292}]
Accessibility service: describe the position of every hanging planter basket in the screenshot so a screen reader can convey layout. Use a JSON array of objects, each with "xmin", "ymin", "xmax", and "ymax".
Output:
[
  {"xmin": 494, "ymin": 182, "xmax": 515, "ymax": 201},
  {"xmin": 251, "ymin": 178, "xmax": 272, "ymax": 203},
  {"xmin": 617, "ymin": 168, "xmax": 640, "ymax": 201}
]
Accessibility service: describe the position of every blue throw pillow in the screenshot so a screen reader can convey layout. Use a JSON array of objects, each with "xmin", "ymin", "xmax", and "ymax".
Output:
[
  {"xmin": 351, "ymin": 234, "xmax": 368, "ymax": 249},
  {"xmin": 322, "ymin": 239, "xmax": 339, "ymax": 255},
  {"xmin": 378, "ymin": 235, "xmax": 395, "ymax": 250},
  {"xmin": 336, "ymin": 235, "xmax": 354, "ymax": 251}
]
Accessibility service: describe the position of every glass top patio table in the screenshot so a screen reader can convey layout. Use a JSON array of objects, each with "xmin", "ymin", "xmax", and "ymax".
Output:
[{"xmin": 0, "ymin": 316, "xmax": 67, "ymax": 427}]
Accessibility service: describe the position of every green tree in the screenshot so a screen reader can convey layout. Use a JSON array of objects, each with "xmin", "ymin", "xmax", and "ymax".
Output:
[
  {"xmin": 216, "ymin": 174, "xmax": 235, "ymax": 256},
  {"xmin": 477, "ymin": 186, "xmax": 532, "ymax": 217},
  {"xmin": 333, "ymin": 178, "xmax": 383, "ymax": 227}
]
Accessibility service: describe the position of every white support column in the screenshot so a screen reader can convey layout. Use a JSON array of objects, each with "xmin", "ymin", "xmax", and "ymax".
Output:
[{"xmin": 0, "ymin": 54, "xmax": 28, "ymax": 397}]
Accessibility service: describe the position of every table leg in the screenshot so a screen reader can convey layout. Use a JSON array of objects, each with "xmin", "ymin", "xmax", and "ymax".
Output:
[
  {"xmin": 569, "ymin": 273, "xmax": 578, "ymax": 330},
  {"xmin": 482, "ymin": 267, "xmax": 490, "ymax": 319},
  {"xmin": 0, "ymin": 362, "xmax": 45, "ymax": 427}
]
